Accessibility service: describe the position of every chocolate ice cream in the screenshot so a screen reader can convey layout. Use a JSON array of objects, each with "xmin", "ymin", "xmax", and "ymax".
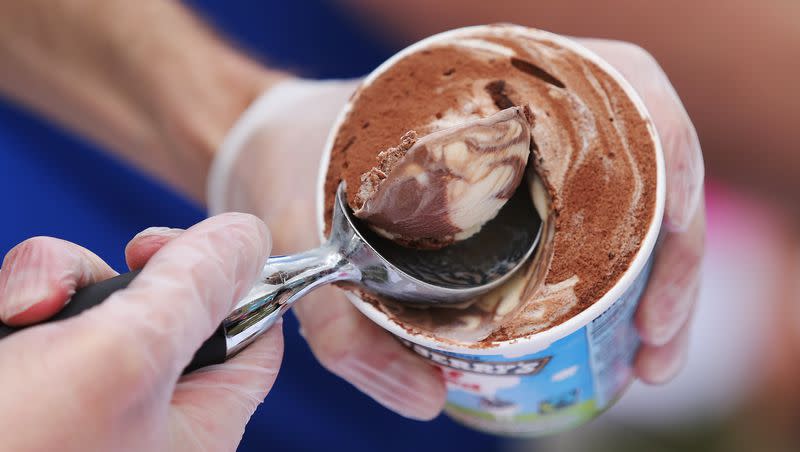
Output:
[{"xmin": 322, "ymin": 25, "xmax": 657, "ymax": 345}]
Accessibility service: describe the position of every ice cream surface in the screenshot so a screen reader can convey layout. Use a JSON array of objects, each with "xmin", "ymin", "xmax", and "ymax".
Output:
[
  {"xmin": 352, "ymin": 106, "xmax": 532, "ymax": 249},
  {"xmin": 322, "ymin": 25, "xmax": 657, "ymax": 345}
]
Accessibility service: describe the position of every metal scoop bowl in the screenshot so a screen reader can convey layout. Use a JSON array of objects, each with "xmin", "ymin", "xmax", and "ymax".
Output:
[{"xmin": 0, "ymin": 183, "xmax": 542, "ymax": 372}]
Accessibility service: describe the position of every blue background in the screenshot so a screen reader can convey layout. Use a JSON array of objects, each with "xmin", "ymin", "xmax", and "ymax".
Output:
[{"xmin": 0, "ymin": 1, "xmax": 509, "ymax": 451}]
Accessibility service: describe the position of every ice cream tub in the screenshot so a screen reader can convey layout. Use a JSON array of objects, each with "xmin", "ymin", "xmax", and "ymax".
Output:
[{"xmin": 316, "ymin": 25, "xmax": 666, "ymax": 436}]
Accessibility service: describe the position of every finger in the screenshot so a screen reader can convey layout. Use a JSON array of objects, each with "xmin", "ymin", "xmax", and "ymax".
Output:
[
  {"xmin": 169, "ymin": 319, "xmax": 284, "ymax": 450},
  {"xmin": 635, "ymin": 316, "xmax": 692, "ymax": 385},
  {"xmin": 578, "ymin": 39, "xmax": 705, "ymax": 232},
  {"xmin": 293, "ymin": 286, "xmax": 446, "ymax": 420},
  {"xmin": 635, "ymin": 199, "xmax": 705, "ymax": 346},
  {"xmin": 0, "ymin": 237, "xmax": 116, "ymax": 325},
  {"xmin": 64, "ymin": 212, "xmax": 270, "ymax": 394},
  {"xmin": 125, "ymin": 227, "xmax": 184, "ymax": 270}
]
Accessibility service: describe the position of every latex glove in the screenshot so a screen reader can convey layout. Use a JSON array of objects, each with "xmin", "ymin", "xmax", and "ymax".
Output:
[
  {"xmin": 0, "ymin": 213, "xmax": 282, "ymax": 452},
  {"xmin": 208, "ymin": 39, "xmax": 705, "ymax": 419}
]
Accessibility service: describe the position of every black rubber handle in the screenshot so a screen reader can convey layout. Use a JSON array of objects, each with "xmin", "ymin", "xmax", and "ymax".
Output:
[{"xmin": 0, "ymin": 270, "xmax": 227, "ymax": 374}]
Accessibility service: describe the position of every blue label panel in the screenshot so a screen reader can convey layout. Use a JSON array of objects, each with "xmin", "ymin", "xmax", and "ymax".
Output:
[{"xmin": 398, "ymin": 258, "xmax": 653, "ymax": 436}]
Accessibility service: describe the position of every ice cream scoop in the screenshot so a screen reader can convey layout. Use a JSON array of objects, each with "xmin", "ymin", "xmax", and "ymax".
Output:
[
  {"xmin": 0, "ymin": 182, "xmax": 542, "ymax": 372},
  {"xmin": 353, "ymin": 106, "xmax": 532, "ymax": 249}
]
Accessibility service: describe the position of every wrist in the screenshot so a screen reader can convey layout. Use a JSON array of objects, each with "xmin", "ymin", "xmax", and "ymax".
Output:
[
  {"xmin": 106, "ymin": 1, "xmax": 288, "ymax": 201},
  {"xmin": 141, "ymin": 50, "xmax": 287, "ymax": 201}
]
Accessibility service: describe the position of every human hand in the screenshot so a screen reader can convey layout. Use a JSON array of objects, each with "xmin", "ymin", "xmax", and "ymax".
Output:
[
  {"xmin": 207, "ymin": 38, "xmax": 705, "ymax": 419},
  {"xmin": 208, "ymin": 79, "xmax": 449, "ymax": 421},
  {"xmin": 579, "ymin": 40, "xmax": 706, "ymax": 384},
  {"xmin": 0, "ymin": 213, "xmax": 283, "ymax": 452}
]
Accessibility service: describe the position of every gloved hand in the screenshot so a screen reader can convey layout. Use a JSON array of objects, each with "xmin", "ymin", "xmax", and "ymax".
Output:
[
  {"xmin": 208, "ymin": 38, "xmax": 705, "ymax": 419},
  {"xmin": 0, "ymin": 213, "xmax": 282, "ymax": 452}
]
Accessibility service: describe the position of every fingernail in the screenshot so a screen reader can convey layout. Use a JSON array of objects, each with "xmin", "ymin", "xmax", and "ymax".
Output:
[
  {"xmin": 133, "ymin": 227, "xmax": 183, "ymax": 240},
  {"xmin": 337, "ymin": 355, "xmax": 444, "ymax": 421}
]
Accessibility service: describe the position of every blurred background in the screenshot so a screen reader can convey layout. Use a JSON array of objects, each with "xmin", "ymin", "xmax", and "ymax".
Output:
[{"xmin": 1, "ymin": 1, "xmax": 798, "ymax": 451}]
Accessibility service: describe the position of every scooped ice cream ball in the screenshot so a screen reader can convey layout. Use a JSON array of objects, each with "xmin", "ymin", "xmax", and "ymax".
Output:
[{"xmin": 352, "ymin": 106, "xmax": 532, "ymax": 249}]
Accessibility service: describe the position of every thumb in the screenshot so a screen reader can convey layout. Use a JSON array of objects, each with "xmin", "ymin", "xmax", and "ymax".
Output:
[{"xmin": 169, "ymin": 320, "xmax": 284, "ymax": 451}]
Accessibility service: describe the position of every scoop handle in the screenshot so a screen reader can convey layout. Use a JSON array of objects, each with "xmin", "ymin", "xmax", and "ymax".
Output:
[{"xmin": 0, "ymin": 270, "xmax": 226, "ymax": 374}]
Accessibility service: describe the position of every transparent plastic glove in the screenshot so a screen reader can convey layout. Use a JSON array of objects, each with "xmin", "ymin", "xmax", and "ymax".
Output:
[
  {"xmin": 0, "ymin": 213, "xmax": 283, "ymax": 452},
  {"xmin": 208, "ymin": 40, "xmax": 705, "ymax": 418}
]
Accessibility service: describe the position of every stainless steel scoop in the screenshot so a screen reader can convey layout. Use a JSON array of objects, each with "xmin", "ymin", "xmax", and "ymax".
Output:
[{"xmin": 0, "ymin": 183, "xmax": 542, "ymax": 372}]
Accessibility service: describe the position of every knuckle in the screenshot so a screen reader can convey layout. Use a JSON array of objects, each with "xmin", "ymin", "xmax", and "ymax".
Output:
[
  {"xmin": 638, "ymin": 271, "xmax": 699, "ymax": 346},
  {"xmin": 672, "ymin": 233, "xmax": 705, "ymax": 272},
  {"xmin": 636, "ymin": 300, "xmax": 673, "ymax": 345}
]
